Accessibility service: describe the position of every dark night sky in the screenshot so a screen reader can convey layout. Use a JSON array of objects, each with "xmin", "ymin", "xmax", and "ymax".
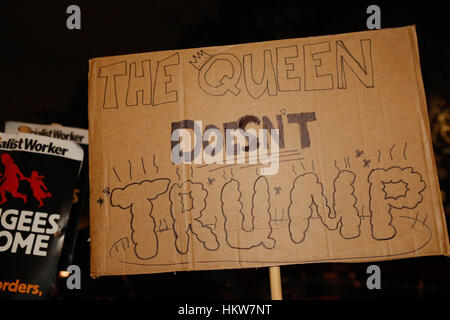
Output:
[{"xmin": 2, "ymin": 1, "xmax": 450, "ymax": 129}]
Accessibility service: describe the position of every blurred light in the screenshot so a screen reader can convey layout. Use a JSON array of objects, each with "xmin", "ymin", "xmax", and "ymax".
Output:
[{"xmin": 59, "ymin": 270, "xmax": 70, "ymax": 278}]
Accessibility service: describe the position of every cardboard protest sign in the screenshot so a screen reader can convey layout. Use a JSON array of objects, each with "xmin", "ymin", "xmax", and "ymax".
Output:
[
  {"xmin": 0, "ymin": 132, "xmax": 83, "ymax": 299},
  {"xmin": 88, "ymin": 26, "xmax": 449, "ymax": 277},
  {"xmin": 4, "ymin": 122, "xmax": 90, "ymax": 271}
]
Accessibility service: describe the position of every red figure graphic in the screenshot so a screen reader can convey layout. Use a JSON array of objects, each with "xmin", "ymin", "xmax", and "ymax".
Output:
[
  {"xmin": 24, "ymin": 170, "xmax": 52, "ymax": 208},
  {"xmin": 0, "ymin": 153, "xmax": 27, "ymax": 204}
]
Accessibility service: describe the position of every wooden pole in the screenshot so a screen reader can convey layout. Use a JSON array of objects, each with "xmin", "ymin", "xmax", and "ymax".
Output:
[{"xmin": 269, "ymin": 266, "xmax": 283, "ymax": 300}]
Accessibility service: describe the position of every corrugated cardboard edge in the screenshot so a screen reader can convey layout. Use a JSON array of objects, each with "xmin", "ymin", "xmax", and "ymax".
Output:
[
  {"xmin": 406, "ymin": 25, "xmax": 450, "ymax": 256},
  {"xmin": 88, "ymin": 57, "xmax": 105, "ymax": 278}
]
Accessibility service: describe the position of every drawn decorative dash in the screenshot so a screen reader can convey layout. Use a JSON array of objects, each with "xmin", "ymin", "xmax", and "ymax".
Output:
[
  {"xmin": 403, "ymin": 142, "xmax": 408, "ymax": 160},
  {"xmin": 128, "ymin": 160, "xmax": 132, "ymax": 180},
  {"xmin": 344, "ymin": 156, "xmax": 350, "ymax": 168},
  {"xmin": 153, "ymin": 154, "xmax": 159, "ymax": 173},
  {"xmin": 389, "ymin": 144, "xmax": 396, "ymax": 160},
  {"xmin": 239, "ymin": 157, "xmax": 305, "ymax": 169},
  {"xmin": 411, "ymin": 212, "xmax": 420, "ymax": 229},
  {"xmin": 422, "ymin": 215, "xmax": 428, "ymax": 227},
  {"xmin": 300, "ymin": 161, "xmax": 306, "ymax": 171},
  {"xmin": 141, "ymin": 157, "xmax": 146, "ymax": 174},
  {"xmin": 113, "ymin": 167, "xmax": 122, "ymax": 183},
  {"xmin": 334, "ymin": 160, "xmax": 340, "ymax": 171}
]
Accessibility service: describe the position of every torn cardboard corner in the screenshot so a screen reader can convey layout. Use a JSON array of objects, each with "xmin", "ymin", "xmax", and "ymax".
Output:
[{"xmin": 88, "ymin": 25, "xmax": 450, "ymax": 277}]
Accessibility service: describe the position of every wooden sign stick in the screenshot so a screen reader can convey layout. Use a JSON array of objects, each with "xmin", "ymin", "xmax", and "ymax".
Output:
[{"xmin": 269, "ymin": 266, "xmax": 283, "ymax": 300}]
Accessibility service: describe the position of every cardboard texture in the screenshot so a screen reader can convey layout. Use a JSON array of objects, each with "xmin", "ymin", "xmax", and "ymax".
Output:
[{"xmin": 88, "ymin": 26, "xmax": 449, "ymax": 277}]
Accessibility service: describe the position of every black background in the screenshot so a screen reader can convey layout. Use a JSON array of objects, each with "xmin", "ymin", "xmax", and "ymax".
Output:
[{"xmin": 2, "ymin": 1, "xmax": 450, "ymax": 300}]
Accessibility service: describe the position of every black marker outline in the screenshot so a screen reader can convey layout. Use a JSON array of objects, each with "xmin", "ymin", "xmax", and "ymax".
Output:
[
  {"xmin": 141, "ymin": 157, "xmax": 146, "ymax": 174},
  {"xmin": 336, "ymin": 39, "xmax": 374, "ymax": 89},
  {"xmin": 332, "ymin": 170, "xmax": 361, "ymax": 239},
  {"xmin": 389, "ymin": 144, "xmax": 395, "ymax": 160},
  {"xmin": 303, "ymin": 41, "xmax": 334, "ymax": 91},
  {"xmin": 169, "ymin": 180, "xmax": 219, "ymax": 255},
  {"xmin": 243, "ymin": 49, "xmax": 277, "ymax": 99},
  {"xmin": 367, "ymin": 166, "xmax": 426, "ymax": 241},
  {"xmin": 153, "ymin": 154, "xmax": 159, "ymax": 173},
  {"xmin": 276, "ymin": 45, "xmax": 301, "ymax": 92},
  {"xmin": 98, "ymin": 61, "xmax": 127, "ymax": 109},
  {"xmin": 152, "ymin": 52, "xmax": 180, "ymax": 106},
  {"xmin": 113, "ymin": 167, "xmax": 122, "ymax": 182},
  {"xmin": 197, "ymin": 52, "xmax": 242, "ymax": 96},
  {"xmin": 128, "ymin": 159, "xmax": 132, "ymax": 180},
  {"xmin": 220, "ymin": 176, "xmax": 276, "ymax": 250},
  {"xmin": 110, "ymin": 178, "xmax": 171, "ymax": 260},
  {"xmin": 109, "ymin": 237, "xmax": 130, "ymax": 258},
  {"xmin": 114, "ymin": 215, "xmax": 432, "ymax": 267},
  {"xmin": 125, "ymin": 59, "xmax": 152, "ymax": 107},
  {"xmin": 403, "ymin": 142, "xmax": 408, "ymax": 160}
]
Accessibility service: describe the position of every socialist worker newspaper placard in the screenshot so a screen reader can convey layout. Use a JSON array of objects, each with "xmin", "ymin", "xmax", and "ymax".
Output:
[{"xmin": 0, "ymin": 133, "xmax": 83, "ymax": 299}]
